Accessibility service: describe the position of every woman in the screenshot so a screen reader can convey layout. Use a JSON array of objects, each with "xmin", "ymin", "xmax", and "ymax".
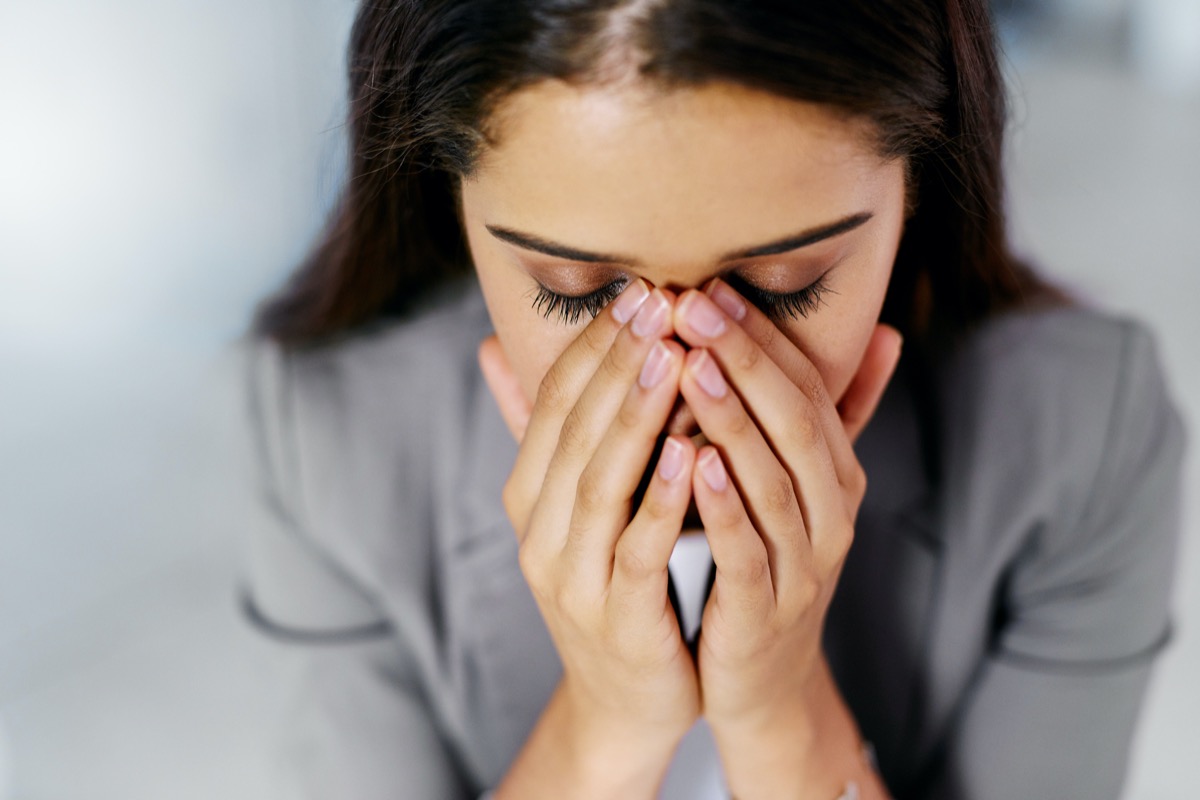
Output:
[{"xmin": 239, "ymin": 1, "xmax": 1187, "ymax": 798}]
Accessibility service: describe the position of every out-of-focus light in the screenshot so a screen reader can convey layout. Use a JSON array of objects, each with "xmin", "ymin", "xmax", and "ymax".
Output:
[{"xmin": 1131, "ymin": 0, "xmax": 1200, "ymax": 94}]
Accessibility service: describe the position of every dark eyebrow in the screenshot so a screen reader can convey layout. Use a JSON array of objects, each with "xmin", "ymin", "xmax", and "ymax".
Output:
[{"xmin": 485, "ymin": 212, "xmax": 874, "ymax": 266}]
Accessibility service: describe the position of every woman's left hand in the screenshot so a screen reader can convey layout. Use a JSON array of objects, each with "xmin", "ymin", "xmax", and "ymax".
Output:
[{"xmin": 670, "ymin": 277, "xmax": 902, "ymax": 735}]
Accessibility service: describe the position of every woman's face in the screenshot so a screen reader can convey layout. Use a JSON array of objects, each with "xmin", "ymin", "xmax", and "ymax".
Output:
[{"xmin": 459, "ymin": 80, "xmax": 906, "ymax": 436}]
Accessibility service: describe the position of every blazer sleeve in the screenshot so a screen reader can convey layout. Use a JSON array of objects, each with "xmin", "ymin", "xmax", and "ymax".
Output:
[
  {"xmin": 236, "ymin": 337, "xmax": 493, "ymax": 800},
  {"xmin": 926, "ymin": 321, "xmax": 1188, "ymax": 800}
]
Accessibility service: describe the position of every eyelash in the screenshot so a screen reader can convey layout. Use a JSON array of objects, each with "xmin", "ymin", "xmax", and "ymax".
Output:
[{"xmin": 530, "ymin": 274, "xmax": 835, "ymax": 325}]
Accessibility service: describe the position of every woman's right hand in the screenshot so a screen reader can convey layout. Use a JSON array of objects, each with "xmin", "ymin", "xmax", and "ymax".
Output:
[{"xmin": 479, "ymin": 280, "xmax": 701, "ymax": 764}]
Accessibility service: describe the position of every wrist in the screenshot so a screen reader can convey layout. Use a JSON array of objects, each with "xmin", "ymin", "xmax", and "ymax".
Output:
[
  {"xmin": 564, "ymin": 693, "xmax": 687, "ymax": 796},
  {"xmin": 709, "ymin": 659, "xmax": 874, "ymax": 799},
  {"xmin": 495, "ymin": 679, "xmax": 685, "ymax": 800}
]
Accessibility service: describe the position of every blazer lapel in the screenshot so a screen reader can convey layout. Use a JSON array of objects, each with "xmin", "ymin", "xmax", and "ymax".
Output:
[{"xmin": 825, "ymin": 355, "xmax": 945, "ymax": 787}]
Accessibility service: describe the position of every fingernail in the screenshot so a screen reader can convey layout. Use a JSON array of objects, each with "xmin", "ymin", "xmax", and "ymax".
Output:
[
  {"xmin": 689, "ymin": 350, "xmax": 727, "ymax": 398},
  {"xmin": 706, "ymin": 280, "xmax": 746, "ymax": 321},
  {"xmin": 681, "ymin": 292, "xmax": 727, "ymax": 339},
  {"xmin": 639, "ymin": 341, "xmax": 672, "ymax": 389},
  {"xmin": 610, "ymin": 279, "xmax": 650, "ymax": 325},
  {"xmin": 657, "ymin": 437, "xmax": 685, "ymax": 482},
  {"xmin": 632, "ymin": 291, "xmax": 669, "ymax": 338},
  {"xmin": 698, "ymin": 449, "xmax": 728, "ymax": 492}
]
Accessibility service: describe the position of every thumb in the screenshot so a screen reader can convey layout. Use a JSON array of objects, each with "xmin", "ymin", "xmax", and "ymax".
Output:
[
  {"xmin": 837, "ymin": 324, "xmax": 903, "ymax": 445},
  {"xmin": 478, "ymin": 334, "xmax": 532, "ymax": 443}
]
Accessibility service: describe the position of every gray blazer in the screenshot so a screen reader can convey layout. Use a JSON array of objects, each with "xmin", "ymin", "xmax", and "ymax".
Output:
[{"xmin": 236, "ymin": 273, "xmax": 1186, "ymax": 799}]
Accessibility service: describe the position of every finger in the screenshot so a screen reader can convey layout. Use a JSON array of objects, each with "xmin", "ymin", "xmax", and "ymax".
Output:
[
  {"xmin": 506, "ymin": 278, "xmax": 651, "ymax": 534},
  {"xmin": 690, "ymin": 446, "xmax": 775, "ymax": 625},
  {"xmin": 610, "ymin": 435, "xmax": 697, "ymax": 621},
  {"xmin": 566, "ymin": 339, "xmax": 687, "ymax": 589},
  {"xmin": 837, "ymin": 324, "xmax": 903, "ymax": 444},
  {"xmin": 478, "ymin": 334, "xmax": 531, "ymax": 442},
  {"xmin": 678, "ymin": 347, "xmax": 807, "ymax": 599},
  {"xmin": 525, "ymin": 289, "xmax": 674, "ymax": 550},
  {"xmin": 702, "ymin": 278, "xmax": 861, "ymax": 490},
  {"xmin": 673, "ymin": 289, "xmax": 843, "ymax": 541}
]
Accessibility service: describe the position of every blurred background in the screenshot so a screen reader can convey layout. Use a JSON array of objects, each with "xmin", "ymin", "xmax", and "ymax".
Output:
[{"xmin": 0, "ymin": 1, "xmax": 1196, "ymax": 797}]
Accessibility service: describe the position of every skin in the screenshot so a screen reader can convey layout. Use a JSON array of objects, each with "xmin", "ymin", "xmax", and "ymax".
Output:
[
  {"xmin": 463, "ymin": 79, "xmax": 903, "ymax": 431},
  {"xmin": 459, "ymin": 79, "xmax": 906, "ymax": 798}
]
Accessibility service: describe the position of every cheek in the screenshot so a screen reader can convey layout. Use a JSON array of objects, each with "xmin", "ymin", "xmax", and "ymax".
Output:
[
  {"xmin": 473, "ymin": 258, "xmax": 578, "ymax": 403},
  {"xmin": 510, "ymin": 335, "xmax": 570, "ymax": 407},
  {"xmin": 775, "ymin": 262, "xmax": 892, "ymax": 404},
  {"xmin": 779, "ymin": 323, "xmax": 870, "ymax": 407},
  {"xmin": 465, "ymin": 213, "xmax": 583, "ymax": 404}
]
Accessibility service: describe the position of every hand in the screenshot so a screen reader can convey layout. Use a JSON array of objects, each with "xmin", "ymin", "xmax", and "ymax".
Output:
[
  {"xmin": 478, "ymin": 281, "xmax": 701, "ymax": 764},
  {"xmin": 670, "ymin": 277, "xmax": 902, "ymax": 733}
]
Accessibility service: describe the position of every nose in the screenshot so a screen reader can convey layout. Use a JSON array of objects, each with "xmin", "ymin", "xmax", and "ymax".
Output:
[
  {"xmin": 664, "ymin": 395, "xmax": 711, "ymax": 454},
  {"xmin": 664, "ymin": 394, "xmax": 696, "ymax": 437}
]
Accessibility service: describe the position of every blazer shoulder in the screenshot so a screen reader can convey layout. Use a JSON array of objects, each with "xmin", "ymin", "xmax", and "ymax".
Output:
[
  {"xmin": 936, "ymin": 302, "xmax": 1186, "ymax": 564},
  {"xmin": 238, "ymin": 274, "xmax": 495, "ymax": 588}
]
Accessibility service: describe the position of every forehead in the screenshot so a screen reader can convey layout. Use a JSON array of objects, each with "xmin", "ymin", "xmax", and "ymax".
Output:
[{"xmin": 464, "ymin": 80, "xmax": 895, "ymax": 267}]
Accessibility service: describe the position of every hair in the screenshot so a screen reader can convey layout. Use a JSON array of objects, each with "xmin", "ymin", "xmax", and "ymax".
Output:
[{"xmin": 252, "ymin": 0, "xmax": 1066, "ymax": 353}]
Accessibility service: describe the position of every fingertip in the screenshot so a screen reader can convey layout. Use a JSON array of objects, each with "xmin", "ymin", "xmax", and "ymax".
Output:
[
  {"xmin": 661, "ymin": 338, "xmax": 688, "ymax": 359},
  {"xmin": 682, "ymin": 345, "xmax": 709, "ymax": 371},
  {"xmin": 654, "ymin": 338, "xmax": 688, "ymax": 378},
  {"xmin": 694, "ymin": 445, "xmax": 728, "ymax": 493},
  {"xmin": 655, "ymin": 435, "xmax": 686, "ymax": 483}
]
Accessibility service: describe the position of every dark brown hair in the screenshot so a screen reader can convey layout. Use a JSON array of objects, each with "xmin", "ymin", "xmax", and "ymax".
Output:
[{"xmin": 252, "ymin": 0, "xmax": 1064, "ymax": 351}]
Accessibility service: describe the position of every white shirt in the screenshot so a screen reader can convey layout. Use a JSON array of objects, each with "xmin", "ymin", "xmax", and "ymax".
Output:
[{"xmin": 659, "ymin": 532, "xmax": 729, "ymax": 799}]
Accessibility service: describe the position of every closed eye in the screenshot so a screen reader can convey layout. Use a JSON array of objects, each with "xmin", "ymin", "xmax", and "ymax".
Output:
[{"xmin": 529, "ymin": 273, "xmax": 835, "ymax": 325}]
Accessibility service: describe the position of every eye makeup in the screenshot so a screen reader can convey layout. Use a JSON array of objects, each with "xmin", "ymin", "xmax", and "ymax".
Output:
[
  {"xmin": 528, "ymin": 270, "xmax": 835, "ymax": 325},
  {"xmin": 528, "ymin": 277, "xmax": 629, "ymax": 325}
]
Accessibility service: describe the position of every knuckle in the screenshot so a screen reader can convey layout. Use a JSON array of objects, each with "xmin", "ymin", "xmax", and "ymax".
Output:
[
  {"xmin": 573, "ymin": 468, "xmax": 608, "ymax": 518},
  {"xmin": 536, "ymin": 366, "xmax": 571, "ymax": 415},
  {"xmin": 557, "ymin": 406, "xmax": 592, "ymax": 458},
  {"xmin": 757, "ymin": 319, "xmax": 780, "ymax": 353},
  {"xmin": 763, "ymin": 471, "xmax": 797, "ymax": 516},
  {"xmin": 638, "ymin": 489, "xmax": 675, "ymax": 523},
  {"xmin": 802, "ymin": 369, "xmax": 830, "ymax": 409},
  {"xmin": 839, "ymin": 525, "xmax": 856, "ymax": 558},
  {"xmin": 615, "ymin": 396, "xmax": 642, "ymax": 434},
  {"xmin": 517, "ymin": 540, "xmax": 544, "ymax": 584},
  {"xmin": 600, "ymin": 339, "xmax": 637, "ymax": 383},
  {"xmin": 790, "ymin": 406, "xmax": 823, "ymax": 451},
  {"xmin": 733, "ymin": 340, "xmax": 763, "ymax": 374},
  {"xmin": 580, "ymin": 321, "xmax": 613, "ymax": 359},
  {"xmin": 732, "ymin": 555, "xmax": 769, "ymax": 585},
  {"xmin": 501, "ymin": 480, "xmax": 527, "ymax": 532},
  {"xmin": 833, "ymin": 520, "xmax": 856, "ymax": 555},
  {"xmin": 614, "ymin": 540, "xmax": 654, "ymax": 580},
  {"xmin": 550, "ymin": 568, "xmax": 587, "ymax": 616},
  {"xmin": 715, "ymin": 505, "xmax": 745, "ymax": 533},
  {"xmin": 849, "ymin": 462, "xmax": 868, "ymax": 501},
  {"xmin": 792, "ymin": 575, "xmax": 820, "ymax": 609},
  {"xmin": 723, "ymin": 406, "xmax": 753, "ymax": 439}
]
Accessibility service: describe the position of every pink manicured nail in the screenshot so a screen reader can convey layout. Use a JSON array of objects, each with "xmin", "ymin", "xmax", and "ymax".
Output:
[
  {"xmin": 681, "ymin": 293, "xmax": 727, "ymax": 339},
  {"xmin": 610, "ymin": 279, "xmax": 650, "ymax": 324},
  {"xmin": 639, "ymin": 341, "xmax": 672, "ymax": 389},
  {"xmin": 632, "ymin": 291, "xmax": 669, "ymax": 338},
  {"xmin": 689, "ymin": 350, "xmax": 727, "ymax": 398},
  {"xmin": 657, "ymin": 437, "xmax": 685, "ymax": 482},
  {"xmin": 698, "ymin": 450, "xmax": 728, "ymax": 492},
  {"xmin": 706, "ymin": 280, "xmax": 747, "ymax": 321}
]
